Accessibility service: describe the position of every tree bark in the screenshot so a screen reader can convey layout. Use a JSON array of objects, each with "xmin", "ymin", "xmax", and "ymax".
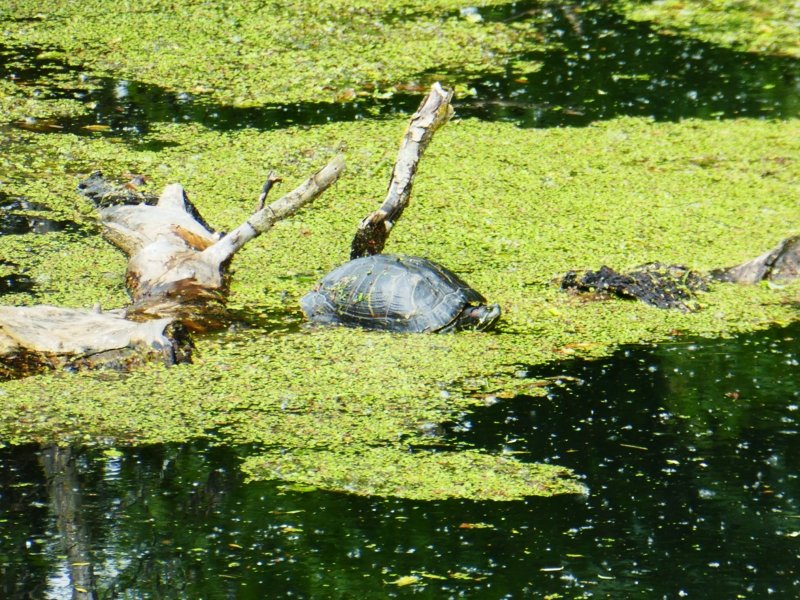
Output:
[{"xmin": 350, "ymin": 83, "xmax": 453, "ymax": 259}]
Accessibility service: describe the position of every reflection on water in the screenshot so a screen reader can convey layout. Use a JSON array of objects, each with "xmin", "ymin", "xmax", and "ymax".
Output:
[
  {"xmin": 0, "ymin": 41, "xmax": 421, "ymax": 137},
  {"xmin": 1, "ymin": 1, "xmax": 798, "ymax": 136},
  {"xmin": 1, "ymin": 324, "xmax": 798, "ymax": 597}
]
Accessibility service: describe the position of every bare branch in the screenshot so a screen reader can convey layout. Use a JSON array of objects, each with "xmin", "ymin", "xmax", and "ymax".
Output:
[
  {"xmin": 351, "ymin": 82, "xmax": 453, "ymax": 258},
  {"xmin": 202, "ymin": 154, "xmax": 345, "ymax": 267},
  {"xmin": 256, "ymin": 171, "xmax": 282, "ymax": 211}
]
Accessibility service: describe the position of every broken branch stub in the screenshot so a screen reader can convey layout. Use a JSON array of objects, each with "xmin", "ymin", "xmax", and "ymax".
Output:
[
  {"xmin": 710, "ymin": 235, "xmax": 800, "ymax": 284},
  {"xmin": 351, "ymin": 83, "xmax": 454, "ymax": 259}
]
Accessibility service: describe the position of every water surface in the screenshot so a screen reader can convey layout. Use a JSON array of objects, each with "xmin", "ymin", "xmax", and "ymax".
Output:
[
  {"xmin": 2, "ymin": 1, "xmax": 798, "ymax": 136},
  {"xmin": 1, "ymin": 2, "xmax": 798, "ymax": 598},
  {"xmin": 1, "ymin": 323, "xmax": 797, "ymax": 598}
]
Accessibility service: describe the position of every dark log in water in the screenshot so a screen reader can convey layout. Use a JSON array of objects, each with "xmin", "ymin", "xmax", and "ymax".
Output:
[{"xmin": 562, "ymin": 236, "xmax": 800, "ymax": 310}]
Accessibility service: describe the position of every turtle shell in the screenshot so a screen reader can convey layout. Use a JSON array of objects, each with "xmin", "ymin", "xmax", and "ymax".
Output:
[{"xmin": 301, "ymin": 254, "xmax": 486, "ymax": 332}]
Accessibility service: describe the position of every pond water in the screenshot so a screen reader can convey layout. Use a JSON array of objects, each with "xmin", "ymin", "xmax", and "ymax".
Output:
[
  {"xmin": 2, "ymin": 0, "xmax": 799, "ymax": 598},
  {"xmin": 1, "ymin": 323, "xmax": 798, "ymax": 598},
  {"xmin": 2, "ymin": 1, "xmax": 798, "ymax": 136}
]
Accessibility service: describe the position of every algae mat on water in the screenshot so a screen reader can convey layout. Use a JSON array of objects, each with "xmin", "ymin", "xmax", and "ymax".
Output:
[
  {"xmin": 1, "ymin": 0, "xmax": 798, "ymax": 501},
  {"xmin": 0, "ymin": 0, "xmax": 533, "ymax": 106},
  {"xmin": 0, "ymin": 112, "xmax": 797, "ymax": 499},
  {"xmin": 617, "ymin": 0, "xmax": 800, "ymax": 58}
]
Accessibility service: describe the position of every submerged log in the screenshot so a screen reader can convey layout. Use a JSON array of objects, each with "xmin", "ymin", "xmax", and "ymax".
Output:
[{"xmin": 350, "ymin": 82, "xmax": 453, "ymax": 259}]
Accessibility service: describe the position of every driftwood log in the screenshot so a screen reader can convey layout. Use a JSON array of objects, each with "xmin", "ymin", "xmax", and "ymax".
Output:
[
  {"xmin": 0, "ymin": 305, "xmax": 190, "ymax": 379},
  {"xmin": 1, "ymin": 80, "xmax": 452, "ymax": 378},
  {"xmin": 0, "ymin": 156, "xmax": 344, "ymax": 379},
  {"xmin": 82, "ymin": 158, "xmax": 343, "ymax": 324}
]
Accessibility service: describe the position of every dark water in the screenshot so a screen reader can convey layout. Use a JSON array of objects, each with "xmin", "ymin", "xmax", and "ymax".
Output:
[
  {"xmin": 1, "ymin": 323, "xmax": 798, "ymax": 598},
  {"xmin": 0, "ymin": 195, "xmax": 81, "ymax": 236},
  {"xmin": 1, "ymin": 1, "xmax": 798, "ymax": 137},
  {"xmin": 0, "ymin": 270, "xmax": 34, "ymax": 296},
  {"xmin": 450, "ymin": 1, "xmax": 800, "ymax": 126}
]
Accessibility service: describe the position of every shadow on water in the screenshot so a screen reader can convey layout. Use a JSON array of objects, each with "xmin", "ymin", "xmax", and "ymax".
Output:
[
  {"xmin": 0, "ymin": 42, "xmax": 421, "ymax": 139},
  {"xmin": 0, "ymin": 211, "xmax": 80, "ymax": 236},
  {"xmin": 0, "ymin": 195, "xmax": 82, "ymax": 237},
  {"xmin": 0, "ymin": 270, "xmax": 35, "ymax": 296},
  {"xmin": 1, "ymin": 324, "xmax": 798, "ymax": 597},
  {"xmin": 2, "ymin": 0, "xmax": 799, "ymax": 137},
  {"xmin": 448, "ymin": 1, "xmax": 800, "ymax": 126},
  {"xmin": 448, "ymin": 321, "xmax": 800, "ymax": 596},
  {"xmin": 0, "ymin": 195, "xmax": 86, "ymax": 296}
]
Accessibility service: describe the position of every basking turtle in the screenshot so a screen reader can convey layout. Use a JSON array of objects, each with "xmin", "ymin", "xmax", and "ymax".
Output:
[{"xmin": 301, "ymin": 254, "xmax": 501, "ymax": 333}]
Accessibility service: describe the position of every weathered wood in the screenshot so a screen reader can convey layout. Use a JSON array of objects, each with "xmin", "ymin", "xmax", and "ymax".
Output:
[
  {"xmin": 351, "ymin": 83, "xmax": 453, "ymax": 259},
  {"xmin": 0, "ymin": 305, "xmax": 189, "ymax": 379},
  {"xmin": 84, "ymin": 155, "xmax": 345, "ymax": 322},
  {"xmin": 201, "ymin": 154, "xmax": 345, "ymax": 268},
  {"xmin": 1, "ymin": 156, "xmax": 344, "ymax": 378},
  {"xmin": 711, "ymin": 235, "xmax": 800, "ymax": 284}
]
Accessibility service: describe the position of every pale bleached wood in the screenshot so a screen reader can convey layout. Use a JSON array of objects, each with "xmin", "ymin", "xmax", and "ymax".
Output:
[
  {"xmin": 201, "ymin": 154, "xmax": 345, "ymax": 267},
  {"xmin": 90, "ymin": 156, "xmax": 345, "ymax": 320},
  {"xmin": 1, "ymin": 156, "xmax": 344, "ymax": 378},
  {"xmin": 351, "ymin": 83, "xmax": 454, "ymax": 258},
  {"xmin": 0, "ymin": 305, "xmax": 184, "ymax": 378}
]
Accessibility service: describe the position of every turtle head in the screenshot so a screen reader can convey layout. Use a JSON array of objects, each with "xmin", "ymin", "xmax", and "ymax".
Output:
[{"xmin": 454, "ymin": 303, "xmax": 501, "ymax": 331}]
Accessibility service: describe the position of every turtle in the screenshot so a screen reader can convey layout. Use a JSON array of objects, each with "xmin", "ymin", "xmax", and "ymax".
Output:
[{"xmin": 301, "ymin": 254, "xmax": 501, "ymax": 333}]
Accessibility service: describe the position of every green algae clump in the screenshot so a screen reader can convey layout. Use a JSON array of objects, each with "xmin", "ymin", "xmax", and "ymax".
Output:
[
  {"xmin": 243, "ymin": 447, "xmax": 585, "ymax": 501},
  {"xmin": 617, "ymin": 0, "xmax": 800, "ymax": 58}
]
